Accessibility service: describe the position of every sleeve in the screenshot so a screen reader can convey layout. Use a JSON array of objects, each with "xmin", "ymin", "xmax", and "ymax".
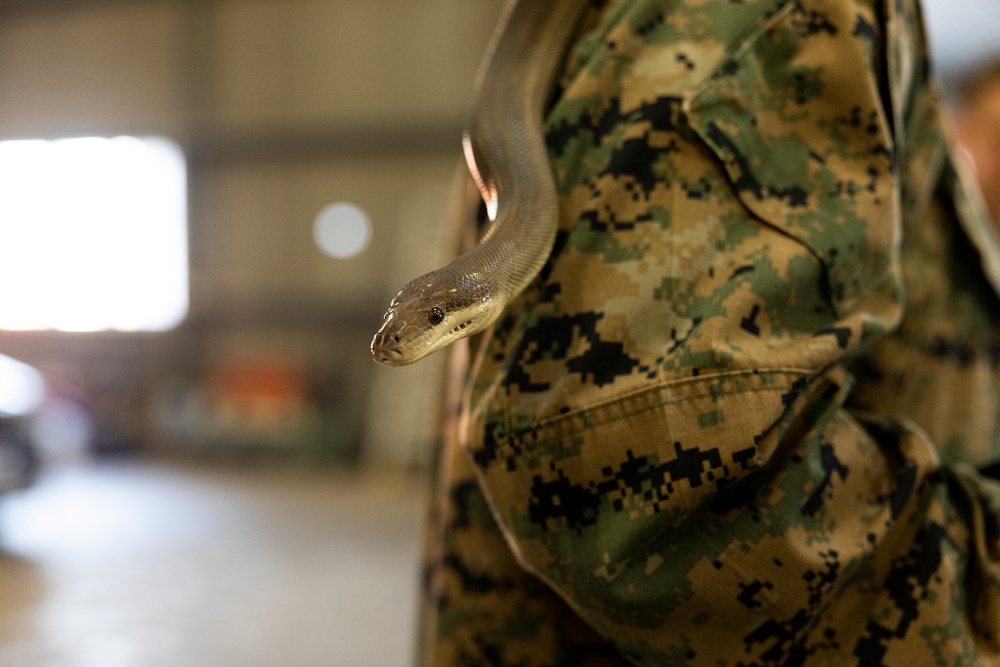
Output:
[{"xmin": 458, "ymin": 0, "xmax": 1000, "ymax": 663}]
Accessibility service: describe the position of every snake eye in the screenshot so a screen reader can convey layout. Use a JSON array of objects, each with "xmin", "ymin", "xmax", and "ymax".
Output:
[{"xmin": 428, "ymin": 307, "xmax": 445, "ymax": 326}]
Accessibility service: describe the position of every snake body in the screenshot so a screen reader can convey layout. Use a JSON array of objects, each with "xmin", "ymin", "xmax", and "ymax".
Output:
[{"xmin": 371, "ymin": 0, "xmax": 586, "ymax": 366}]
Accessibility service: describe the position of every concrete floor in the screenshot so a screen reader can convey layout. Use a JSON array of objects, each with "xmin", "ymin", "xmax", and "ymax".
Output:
[{"xmin": 0, "ymin": 459, "xmax": 427, "ymax": 667}]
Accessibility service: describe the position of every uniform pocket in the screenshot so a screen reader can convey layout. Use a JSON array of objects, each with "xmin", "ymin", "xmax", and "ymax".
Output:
[{"xmin": 465, "ymin": 368, "xmax": 809, "ymax": 566}]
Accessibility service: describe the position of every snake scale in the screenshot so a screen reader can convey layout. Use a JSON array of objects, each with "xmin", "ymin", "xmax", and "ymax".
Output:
[{"xmin": 371, "ymin": 0, "xmax": 587, "ymax": 366}]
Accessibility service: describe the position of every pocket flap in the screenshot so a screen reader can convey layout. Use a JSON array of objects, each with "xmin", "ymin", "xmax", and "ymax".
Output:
[{"xmin": 683, "ymin": 0, "xmax": 901, "ymax": 319}]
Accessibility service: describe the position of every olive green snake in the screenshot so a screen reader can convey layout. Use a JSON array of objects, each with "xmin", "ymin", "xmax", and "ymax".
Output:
[{"xmin": 371, "ymin": 0, "xmax": 587, "ymax": 366}]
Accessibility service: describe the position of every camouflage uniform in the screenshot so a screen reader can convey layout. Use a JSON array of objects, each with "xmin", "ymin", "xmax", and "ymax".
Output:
[{"xmin": 418, "ymin": 0, "xmax": 1000, "ymax": 664}]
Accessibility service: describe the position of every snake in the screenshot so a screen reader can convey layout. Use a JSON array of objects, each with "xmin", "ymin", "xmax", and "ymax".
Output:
[{"xmin": 370, "ymin": 0, "xmax": 587, "ymax": 366}]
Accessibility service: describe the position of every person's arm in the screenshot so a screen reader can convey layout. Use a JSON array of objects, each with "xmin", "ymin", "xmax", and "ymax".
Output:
[{"xmin": 460, "ymin": 0, "xmax": 1000, "ymax": 663}]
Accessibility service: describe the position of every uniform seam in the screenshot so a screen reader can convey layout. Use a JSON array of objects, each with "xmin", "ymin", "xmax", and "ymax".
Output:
[{"xmin": 503, "ymin": 367, "xmax": 812, "ymax": 447}]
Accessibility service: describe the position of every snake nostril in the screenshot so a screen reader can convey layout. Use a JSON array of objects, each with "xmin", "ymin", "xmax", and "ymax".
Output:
[{"xmin": 393, "ymin": 334, "xmax": 400, "ymax": 343}]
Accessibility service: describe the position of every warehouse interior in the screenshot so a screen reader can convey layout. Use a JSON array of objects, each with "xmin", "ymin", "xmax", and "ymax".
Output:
[
  {"xmin": 0, "ymin": 0, "xmax": 506, "ymax": 468},
  {"xmin": 0, "ymin": 1, "xmax": 995, "ymax": 665},
  {"xmin": 0, "ymin": 1, "xmax": 503, "ymax": 665}
]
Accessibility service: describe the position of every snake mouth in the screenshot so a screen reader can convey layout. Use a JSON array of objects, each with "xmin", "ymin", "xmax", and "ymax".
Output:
[{"xmin": 370, "ymin": 333, "xmax": 404, "ymax": 366}]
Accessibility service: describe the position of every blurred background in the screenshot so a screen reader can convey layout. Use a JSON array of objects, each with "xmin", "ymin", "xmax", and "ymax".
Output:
[{"xmin": 0, "ymin": 1, "xmax": 995, "ymax": 666}]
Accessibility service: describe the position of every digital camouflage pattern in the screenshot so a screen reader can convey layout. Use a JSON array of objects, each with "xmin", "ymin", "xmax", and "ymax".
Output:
[{"xmin": 418, "ymin": 0, "xmax": 1000, "ymax": 664}]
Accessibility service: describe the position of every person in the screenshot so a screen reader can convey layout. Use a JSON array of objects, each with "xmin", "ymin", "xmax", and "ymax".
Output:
[
  {"xmin": 952, "ymin": 60, "xmax": 1000, "ymax": 229},
  {"xmin": 416, "ymin": 0, "xmax": 1000, "ymax": 664}
]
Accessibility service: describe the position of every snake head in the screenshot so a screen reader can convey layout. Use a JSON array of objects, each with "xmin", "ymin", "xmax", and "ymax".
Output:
[{"xmin": 370, "ymin": 271, "xmax": 498, "ymax": 366}]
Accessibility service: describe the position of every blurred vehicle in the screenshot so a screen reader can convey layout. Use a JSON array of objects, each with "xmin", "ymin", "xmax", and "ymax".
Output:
[
  {"xmin": 0, "ymin": 354, "xmax": 45, "ymax": 494},
  {"xmin": 0, "ymin": 416, "xmax": 38, "ymax": 493}
]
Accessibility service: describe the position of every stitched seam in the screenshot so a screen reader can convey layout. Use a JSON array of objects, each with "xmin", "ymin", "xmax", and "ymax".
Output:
[{"xmin": 504, "ymin": 368, "xmax": 811, "ymax": 447}]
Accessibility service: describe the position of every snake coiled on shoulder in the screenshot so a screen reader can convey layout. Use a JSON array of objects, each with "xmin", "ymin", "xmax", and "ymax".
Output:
[{"xmin": 371, "ymin": 0, "xmax": 587, "ymax": 366}]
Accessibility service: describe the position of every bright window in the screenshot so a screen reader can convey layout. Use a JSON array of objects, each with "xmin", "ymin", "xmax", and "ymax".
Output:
[{"xmin": 0, "ymin": 136, "xmax": 188, "ymax": 332}]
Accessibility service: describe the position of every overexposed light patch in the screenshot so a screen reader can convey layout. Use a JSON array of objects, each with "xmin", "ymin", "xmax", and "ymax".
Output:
[
  {"xmin": 313, "ymin": 202, "xmax": 372, "ymax": 259},
  {"xmin": 0, "ymin": 354, "xmax": 45, "ymax": 416},
  {"xmin": 0, "ymin": 136, "xmax": 188, "ymax": 332}
]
